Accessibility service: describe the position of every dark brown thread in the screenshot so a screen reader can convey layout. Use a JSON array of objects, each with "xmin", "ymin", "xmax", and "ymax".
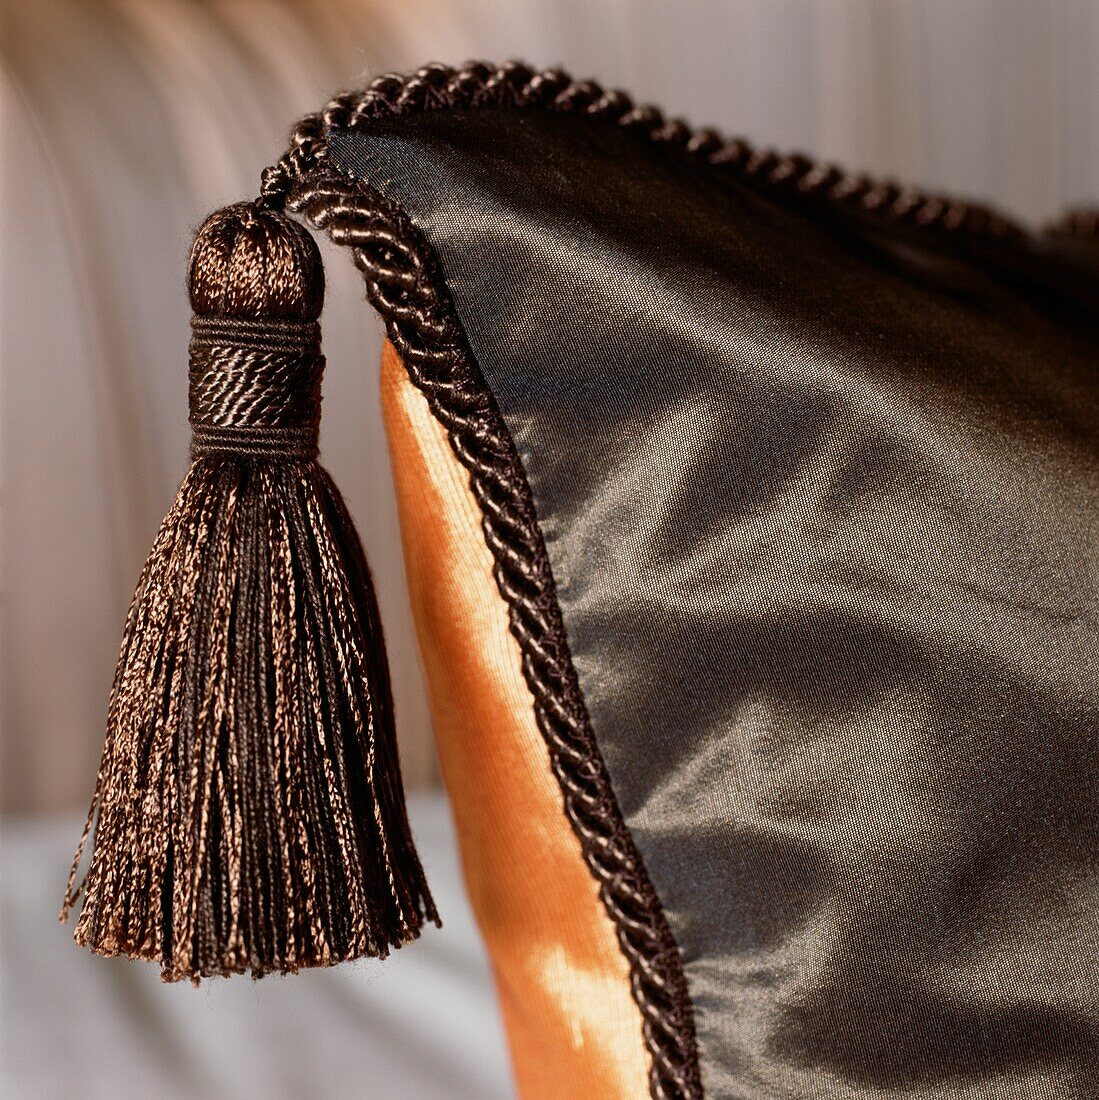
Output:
[
  {"xmin": 257, "ymin": 59, "xmax": 1052, "ymax": 242},
  {"xmin": 285, "ymin": 164, "xmax": 701, "ymax": 1098},
  {"xmin": 189, "ymin": 316, "xmax": 324, "ymax": 459},
  {"xmin": 63, "ymin": 201, "xmax": 437, "ymax": 983}
]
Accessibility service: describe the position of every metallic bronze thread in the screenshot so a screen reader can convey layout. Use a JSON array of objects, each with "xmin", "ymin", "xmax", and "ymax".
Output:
[{"xmin": 61, "ymin": 202, "xmax": 436, "ymax": 982}]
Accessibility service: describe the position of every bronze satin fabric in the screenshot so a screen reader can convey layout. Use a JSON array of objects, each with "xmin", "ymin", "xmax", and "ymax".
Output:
[
  {"xmin": 335, "ymin": 112, "xmax": 1099, "ymax": 1099},
  {"xmin": 380, "ymin": 341, "xmax": 649, "ymax": 1099}
]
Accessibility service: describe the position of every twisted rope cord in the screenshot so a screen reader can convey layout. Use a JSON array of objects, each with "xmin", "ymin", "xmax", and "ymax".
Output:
[
  {"xmin": 261, "ymin": 59, "xmax": 1031, "ymax": 241},
  {"xmin": 289, "ymin": 164, "xmax": 703, "ymax": 1099}
]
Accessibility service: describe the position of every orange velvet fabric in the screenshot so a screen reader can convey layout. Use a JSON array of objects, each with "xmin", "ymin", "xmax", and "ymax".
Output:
[{"xmin": 381, "ymin": 341, "xmax": 649, "ymax": 1098}]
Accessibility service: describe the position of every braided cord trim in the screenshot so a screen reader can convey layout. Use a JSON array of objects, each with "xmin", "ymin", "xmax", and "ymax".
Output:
[
  {"xmin": 261, "ymin": 59, "xmax": 1045, "ymax": 240},
  {"xmin": 288, "ymin": 163, "xmax": 703, "ymax": 1099}
]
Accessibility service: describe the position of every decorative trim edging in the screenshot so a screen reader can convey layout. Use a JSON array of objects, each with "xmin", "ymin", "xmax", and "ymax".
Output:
[
  {"xmin": 256, "ymin": 59, "xmax": 1073, "ymax": 242},
  {"xmin": 286, "ymin": 164, "xmax": 703, "ymax": 1099}
]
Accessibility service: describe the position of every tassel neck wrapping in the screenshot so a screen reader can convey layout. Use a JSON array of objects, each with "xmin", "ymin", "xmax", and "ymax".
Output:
[
  {"xmin": 61, "ymin": 201, "xmax": 437, "ymax": 982},
  {"xmin": 188, "ymin": 317, "xmax": 323, "ymax": 460},
  {"xmin": 188, "ymin": 202, "xmax": 324, "ymax": 461}
]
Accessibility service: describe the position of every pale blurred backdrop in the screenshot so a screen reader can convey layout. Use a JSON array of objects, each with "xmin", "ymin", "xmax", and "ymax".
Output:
[{"xmin": 2, "ymin": 2, "xmax": 1097, "ymax": 1097}]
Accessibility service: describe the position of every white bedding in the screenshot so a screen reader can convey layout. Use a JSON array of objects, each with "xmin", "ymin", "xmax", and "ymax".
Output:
[{"xmin": 1, "ymin": 793, "xmax": 516, "ymax": 1100}]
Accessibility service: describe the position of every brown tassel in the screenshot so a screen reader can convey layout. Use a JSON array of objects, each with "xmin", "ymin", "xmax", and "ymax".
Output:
[{"xmin": 60, "ymin": 201, "xmax": 437, "ymax": 982}]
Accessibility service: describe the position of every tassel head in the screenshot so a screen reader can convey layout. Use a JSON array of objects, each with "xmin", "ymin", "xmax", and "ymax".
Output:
[
  {"xmin": 187, "ymin": 203, "xmax": 325, "ymax": 462},
  {"xmin": 62, "ymin": 202, "xmax": 437, "ymax": 982}
]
